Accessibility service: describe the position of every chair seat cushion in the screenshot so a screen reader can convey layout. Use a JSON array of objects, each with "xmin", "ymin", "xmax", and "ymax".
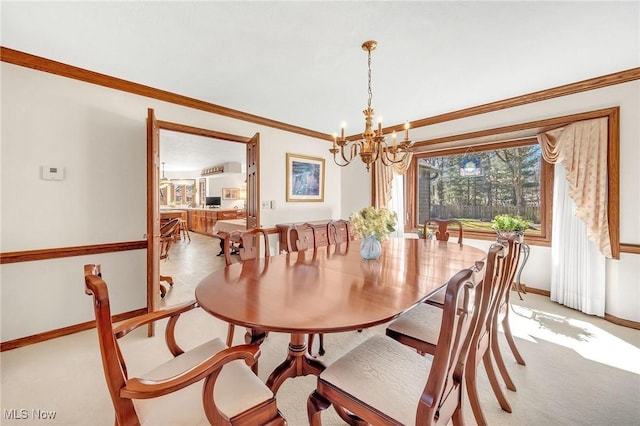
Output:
[
  {"xmin": 319, "ymin": 334, "xmax": 433, "ymax": 425},
  {"xmin": 386, "ymin": 302, "xmax": 444, "ymax": 346},
  {"xmin": 425, "ymin": 287, "xmax": 446, "ymax": 306},
  {"xmin": 135, "ymin": 338, "xmax": 273, "ymax": 425}
]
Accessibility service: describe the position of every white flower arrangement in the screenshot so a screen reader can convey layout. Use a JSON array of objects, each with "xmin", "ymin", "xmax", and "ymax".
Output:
[{"xmin": 349, "ymin": 207, "xmax": 397, "ymax": 241}]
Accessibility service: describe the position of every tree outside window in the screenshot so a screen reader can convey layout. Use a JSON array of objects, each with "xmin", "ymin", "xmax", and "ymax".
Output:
[{"xmin": 416, "ymin": 143, "xmax": 542, "ymax": 236}]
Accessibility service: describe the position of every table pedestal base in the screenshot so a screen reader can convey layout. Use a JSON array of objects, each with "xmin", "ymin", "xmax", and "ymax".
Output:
[{"xmin": 266, "ymin": 333, "xmax": 326, "ymax": 393}]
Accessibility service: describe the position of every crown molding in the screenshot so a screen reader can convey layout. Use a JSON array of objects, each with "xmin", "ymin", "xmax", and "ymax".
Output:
[
  {"xmin": 2, "ymin": 46, "xmax": 639, "ymax": 143},
  {"xmin": 0, "ymin": 46, "xmax": 331, "ymax": 141}
]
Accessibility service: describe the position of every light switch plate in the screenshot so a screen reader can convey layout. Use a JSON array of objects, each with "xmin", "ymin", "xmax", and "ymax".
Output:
[{"xmin": 41, "ymin": 165, "xmax": 65, "ymax": 181}]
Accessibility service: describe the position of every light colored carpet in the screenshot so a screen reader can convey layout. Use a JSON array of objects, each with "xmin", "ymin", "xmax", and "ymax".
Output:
[
  {"xmin": 2, "ymin": 233, "xmax": 639, "ymax": 425},
  {"xmin": 2, "ymin": 293, "xmax": 638, "ymax": 425}
]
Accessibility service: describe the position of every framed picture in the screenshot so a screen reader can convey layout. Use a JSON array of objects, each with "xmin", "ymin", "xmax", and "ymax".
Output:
[
  {"xmin": 222, "ymin": 187, "xmax": 241, "ymax": 200},
  {"xmin": 286, "ymin": 153, "xmax": 325, "ymax": 202}
]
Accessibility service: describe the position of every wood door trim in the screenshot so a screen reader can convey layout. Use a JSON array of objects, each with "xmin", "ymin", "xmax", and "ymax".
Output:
[
  {"xmin": 150, "ymin": 118, "xmax": 259, "ymax": 317},
  {"xmin": 158, "ymin": 120, "xmax": 251, "ymax": 143}
]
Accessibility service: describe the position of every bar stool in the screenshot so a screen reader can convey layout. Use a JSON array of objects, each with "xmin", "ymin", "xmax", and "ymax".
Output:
[{"xmin": 178, "ymin": 218, "xmax": 190, "ymax": 241}]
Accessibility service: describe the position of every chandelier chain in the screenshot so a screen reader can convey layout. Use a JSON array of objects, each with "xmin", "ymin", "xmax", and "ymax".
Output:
[{"xmin": 367, "ymin": 48, "xmax": 373, "ymax": 110}]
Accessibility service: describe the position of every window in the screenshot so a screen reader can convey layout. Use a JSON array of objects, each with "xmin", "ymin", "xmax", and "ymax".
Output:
[
  {"xmin": 408, "ymin": 138, "xmax": 553, "ymax": 245},
  {"xmin": 162, "ymin": 179, "xmax": 196, "ymax": 207}
]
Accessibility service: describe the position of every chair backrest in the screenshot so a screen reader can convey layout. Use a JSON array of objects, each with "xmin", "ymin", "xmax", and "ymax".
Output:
[
  {"xmin": 287, "ymin": 223, "xmax": 317, "ymax": 252},
  {"xmin": 327, "ymin": 220, "xmax": 351, "ymax": 245},
  {"xmin": 416, "ymin": 266, "xmax": 477, "ymax": 422},
  {"xmin": 160, "ymin": 218, "xmax": 180, "ymax": 260},
  {"xmin": 224, "ymin": 228, "xmax": 271, "ymax": 266},
  {"xmin": 84, "ymin": 264, "xmax": 139, "ymax": 424},
  {"xmin": 453, "ymin": 244, "xmax": 505, "ymax": 380},
  {"xmin": 423, "ymin": 219, "xmax": 463, "ymax": 244},
  {"xmin": 489, "ymin": 234, "xmax": 523, "ymax": 324}
]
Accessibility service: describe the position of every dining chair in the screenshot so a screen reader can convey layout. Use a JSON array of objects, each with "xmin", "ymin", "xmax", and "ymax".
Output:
[
  {"xmin": 286, "ymin": 223, "xmax": 318, "ymax": 252},
  {"xmin": 420, "ymin": 218, "xmax": 464, "ymax": 307},
  {"xmin": 326, "ymin": 220, "xmax": 350, "ymax": 245},
  {"xmin": 490, "ymin": 235, "xmax": 527, "ymax": 390},
  {"xmin": 159, "ymin": 218, "xmax": 180, "ymax": 298},
  {"xmin": 307, "ymin": 267, "xmax": 478, "ymax": 426},
  {"xmin": 422, "ymin": 219, "xmax": 463, "ymax": 244},
  {"xmin": 285, "ymin": 224, "xmax": 326, "ymax": 356},
  {"xmin": 386, "ymin": 237, "xmax": 523, "ymax": 426},
  {"xmin": 223, "ymin": 228, "xmax": 271, "ymax": 347},
  {"xmin": 83, "ymin": 264, "xmax": 285, "ymax": 426}
]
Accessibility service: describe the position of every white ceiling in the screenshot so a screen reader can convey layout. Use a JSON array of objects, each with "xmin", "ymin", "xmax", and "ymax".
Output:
[
  {"xmin": 2, "ymin": 1, "xmax": 639, "ymax": 170},
  {"xmin": 159, "ymin": 130, "xmax": 246, "ymax": 173}
]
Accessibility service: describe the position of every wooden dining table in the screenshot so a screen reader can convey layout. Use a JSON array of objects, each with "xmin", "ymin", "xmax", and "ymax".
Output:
[{"xmin": 195, "ymin": 237, "xmax": 485, "ymax": 393}]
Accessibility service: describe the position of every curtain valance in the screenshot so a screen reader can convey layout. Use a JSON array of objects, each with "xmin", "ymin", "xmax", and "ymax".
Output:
[
  {"xmin": 537, "ymin": 117, "xmax": 611, "ymax": 258},
  {"xmin": 373, "ymin": 152, "xmax": 413, "ymax": 208}
]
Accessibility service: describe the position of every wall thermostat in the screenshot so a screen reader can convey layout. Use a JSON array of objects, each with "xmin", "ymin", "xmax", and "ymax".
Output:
[{"xmin": 41, "ymin": 165, "xmax": 65, "ymax": 181}]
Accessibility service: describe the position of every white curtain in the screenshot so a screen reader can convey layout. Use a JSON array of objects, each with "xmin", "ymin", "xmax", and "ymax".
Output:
[{"xmin": 551, "ymin": 164, "xmax": 605, "ymax": 316}]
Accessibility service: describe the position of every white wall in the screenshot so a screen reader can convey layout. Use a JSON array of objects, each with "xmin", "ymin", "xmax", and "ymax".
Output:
[
  {"xmin": 341, "ymin": 80, "xmax": 639, "ymax": 321},
  {"xmin": 0, "ymin": 62, "xmax": 339, "ymax": 341},
  {"xmin": 1, "ymin": 61, "xmax": 638, "ymax": 343},
  {"xmin": 206, "ymin": 174, "xmax": 245, "ymax": 210},
  {"xmin": 339, "ymin": 158, "xmax": 372, "ymax": 220}
]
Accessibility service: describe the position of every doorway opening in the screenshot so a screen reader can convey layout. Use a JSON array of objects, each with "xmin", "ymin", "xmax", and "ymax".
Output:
[{"xmin": 147, "ymin": 109, "xmax": 260, "ymax": 323}]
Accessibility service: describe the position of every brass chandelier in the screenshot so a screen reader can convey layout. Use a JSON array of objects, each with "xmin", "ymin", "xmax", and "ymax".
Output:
[{"xmin": 330, "ymin": 40, "xmax": 414, "ymax": 172}]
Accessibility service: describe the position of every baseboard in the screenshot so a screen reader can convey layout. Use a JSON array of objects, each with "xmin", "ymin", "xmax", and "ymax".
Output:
[
  {"xmin": 0, "ymin": 308, "xmax": 147, "ymax": 352},
  {"xmin": 604, "ymin": 313, "xmax": 640, "ymax": 330},
  {"xmin": 516, "ymin": 285, "xmax": 640, "ymax": 330},
  {"xmin": 518, "ymin": 285, "xmax": 550, "ymax": 297}
]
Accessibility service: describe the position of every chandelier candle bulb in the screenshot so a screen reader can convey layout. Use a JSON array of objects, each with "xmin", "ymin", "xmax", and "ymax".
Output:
[{"xmin": 404, "ymin": 121, "xmax": 410, "ymax": 140}]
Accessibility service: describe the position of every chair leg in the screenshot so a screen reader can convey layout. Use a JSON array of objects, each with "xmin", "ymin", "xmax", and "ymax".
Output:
[
  {"xmin": 226, "ymin": 324, "xmax": 235, "ymax": 347},
  {"xmin": 308, "ymin": 334, "xmax": 315, "ymax": 356},
  {"xmin": 307, "ymin": 390, "xmax": 331, "ymax": 426},
  {"xmin": 307, "ymin": 334, "xmax": 325, "ymax": 357},
  {"xmin": 503, "ymin": 313, "xmax": 526, "ymax": 365},
  {"xmin": 451, "ymin": 393, "xmax": 465, "ymax": 426},
  {"xmin": 465, "ymin": 352, "xmax": 488, "ymax": 426},
  {"xmin": 180, "ymin": 221, "xmax": 191, "ymax": 241},
  {"xmin": 160, "ymin": 275, "xmax": 174, "ymax": 286},
  {"xmin": 318, "ymin": 333, "xmax": 325, "ymax": 356},
  {"xmin": 491, "ymin": 326, "xmax": 517, "ymax": 392},
  {"xmin": 482, "ymin": 349, "xmax": 512, "ymax": 412}
]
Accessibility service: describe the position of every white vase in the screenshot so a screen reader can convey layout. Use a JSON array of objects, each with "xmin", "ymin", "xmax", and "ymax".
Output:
[{"xmin": 360, "ymin": 236, "xmax": 382, "ymax": 260}]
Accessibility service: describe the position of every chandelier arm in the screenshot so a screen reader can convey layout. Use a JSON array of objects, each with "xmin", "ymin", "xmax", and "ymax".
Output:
[
  {"xmin": 332, "ymin": 150, "xmax": 352, "ymax": 167},
  {"xmin": 384, "ymin": 151, "xmax": 410, "ymax": 164},
  {"xmin": 380, "ymin": 150, "xmax": 392, "ymax": 166},
  {"xmin": 342, "ymin": 142, "xmax": 359, "ymax": 163}
]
